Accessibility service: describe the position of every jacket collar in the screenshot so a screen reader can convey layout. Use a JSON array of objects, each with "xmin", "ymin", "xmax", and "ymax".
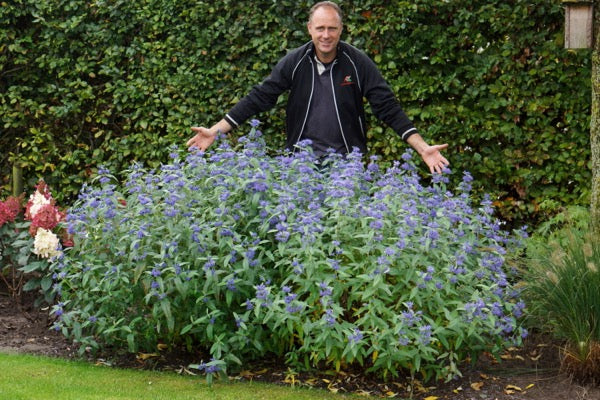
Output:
[{"xmin": 305, "ymin": 41, "xmax": 344, "ymax": 61}]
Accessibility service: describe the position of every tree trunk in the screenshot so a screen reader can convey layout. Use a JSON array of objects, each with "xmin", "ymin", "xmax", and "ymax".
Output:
[{"xmin": 592, "ymin": 3, "xmax": 600, "ymax": 234}]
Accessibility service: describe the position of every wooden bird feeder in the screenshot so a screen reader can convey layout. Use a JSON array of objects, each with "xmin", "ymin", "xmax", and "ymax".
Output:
[{"xmin": 564, "ymin": 0, "xmax": 594, "ymax": 49}]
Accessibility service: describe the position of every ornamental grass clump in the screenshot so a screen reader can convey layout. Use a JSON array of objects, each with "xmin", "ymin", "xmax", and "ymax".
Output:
[
  {"xmin": 524, "ymin": 209, "xmax": 600, "ymax": 384},
  {"xmin": 52, "ymin": 123, "xmax": 526, "ymax": 382}
]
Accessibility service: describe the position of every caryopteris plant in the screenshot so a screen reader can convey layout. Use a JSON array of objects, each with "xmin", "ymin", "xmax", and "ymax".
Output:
[{"xmin": 50, "ymin": 122, "xmax": 527, "ymax": 382}]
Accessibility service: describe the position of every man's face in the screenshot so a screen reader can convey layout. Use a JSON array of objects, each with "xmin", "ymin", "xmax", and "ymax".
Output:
[{"xmin": 307, "ymin": 6, "xmax": 343, "ymax": 62}]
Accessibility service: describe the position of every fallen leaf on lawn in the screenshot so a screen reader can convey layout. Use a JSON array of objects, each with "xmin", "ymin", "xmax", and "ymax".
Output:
[
  {"xmin": 356, "ymin": 389, "xmax": 372, "ymax": 396},
  {"xmin": 529, "ymin": 354, "xmax": 542, "ymax": 361},
  {"xmin": 423, "ymin": 396, "xmax": 439, "ymax": 400},
  {"xmin": 471, "ymin": 382, "xmax": 484, "ymax": 391},
  {"xmin": 385, "ymin": 390, "xmax": 397, "ymax": 397},
  {"xmin": 480, "ymin": 373, "xmax": 490, "ymax": 379},
  {"xmin": 157, "ymin": 343, "xmax": 168, "ymax": 351},
  {"xmin": 254, "ymin": 368, "xmax": 267, "ymax": 375},
  {"xmin": 505, "ymin": 389, "xmax": 516, "ymax": 395},
  {"xmin": 500, "ymin": 353, "xmax": 513, "ymax": 360},
  {"xmin": 453, "ymin": 386, "xmax": 463, "ymax": 394},
  {"xmin": 505, "ymin": 384, "xmax": 522, "ymax": 391},
  {"xmin": 526, "ymin": 383, "xmax": 535, "ymax": 389}
]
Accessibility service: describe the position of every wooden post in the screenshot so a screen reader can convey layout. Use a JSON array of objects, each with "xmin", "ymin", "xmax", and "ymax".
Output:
[
  {"xmin": 12, "ymin": 164, "xmax": 23, "ymax": 197},
  {"xmin": 591, "ymin": 0, "xmax": 600, "ymax": 234}
]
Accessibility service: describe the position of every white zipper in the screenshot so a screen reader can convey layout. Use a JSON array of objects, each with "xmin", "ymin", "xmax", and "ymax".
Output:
[{"xmin": 330, "ymin": 60, "xmax": 350, "ymax": 153}]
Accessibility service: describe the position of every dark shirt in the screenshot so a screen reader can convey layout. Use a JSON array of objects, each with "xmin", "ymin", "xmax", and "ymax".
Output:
[{"xmin": 302, "ymin": 58, "xmax": 346, "ymax": 156}]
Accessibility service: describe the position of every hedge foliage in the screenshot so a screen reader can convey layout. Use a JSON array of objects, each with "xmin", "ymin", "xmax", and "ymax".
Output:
[{"xmin": 0, "ymin": 0, "xmax": 592, "ymax": 227}]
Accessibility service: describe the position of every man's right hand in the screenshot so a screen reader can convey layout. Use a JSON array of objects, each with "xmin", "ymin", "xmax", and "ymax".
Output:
[
  {"xmin": 187, "ymin": 119, "xmax": 233, "ymax": 151},
  {"xmin": 187, "ymin": 126, "xmax": 217, "ymax": 151}
]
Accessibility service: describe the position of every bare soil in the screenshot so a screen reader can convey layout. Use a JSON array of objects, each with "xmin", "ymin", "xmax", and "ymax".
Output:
[{"xmin": 1, "ymin": 292, "xmax": 600, "ymax": 399}]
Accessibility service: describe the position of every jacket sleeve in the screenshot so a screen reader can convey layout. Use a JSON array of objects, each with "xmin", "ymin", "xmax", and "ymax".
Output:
[
  {"xmin": 359, "ymin": 52, "xmax": 418, "ymax": 141},
  {"xmin": 224, "ymin": 55, "xmax": 293, "ymax": 128}
]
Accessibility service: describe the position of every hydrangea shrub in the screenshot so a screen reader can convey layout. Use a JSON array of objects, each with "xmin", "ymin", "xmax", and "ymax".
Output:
[
  {"xmin": 0, "ymin": 181, "xmax": 69, "ymax": 300},
  {"xmin": 52, "ymin": 123, "xmax": 527, "ymax": 382}
]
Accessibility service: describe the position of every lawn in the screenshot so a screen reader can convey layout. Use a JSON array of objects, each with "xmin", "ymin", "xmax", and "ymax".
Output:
[{"xmin": 0, "ymin": 352, "xmax": 361, "ymax": 400}]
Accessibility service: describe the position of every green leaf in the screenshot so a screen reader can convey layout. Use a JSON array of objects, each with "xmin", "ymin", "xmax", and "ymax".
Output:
[{"xmin": 41, "ymin": 276, "xmax": 53, "ymax": 291}]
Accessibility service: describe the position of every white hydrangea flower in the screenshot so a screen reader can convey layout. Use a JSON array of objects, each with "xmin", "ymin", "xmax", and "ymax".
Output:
[
  {"xmin": 28, "ymin": 190, "xmax": 51, "ymax": 218},
  {"xmin": 33, "ymin": 228, "xmax": 61, "ymax": 259}
]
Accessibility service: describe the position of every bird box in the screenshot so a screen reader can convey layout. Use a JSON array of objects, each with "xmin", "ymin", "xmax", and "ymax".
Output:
[{"xmin": 564, "ymin": 0, "xmax": 594, "ymax": 49}]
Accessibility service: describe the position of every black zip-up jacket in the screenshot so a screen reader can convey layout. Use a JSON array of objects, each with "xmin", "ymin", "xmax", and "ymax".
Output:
[{"xmin": 224, "ymin": 41, "xmax": 417, "ymax": 154}]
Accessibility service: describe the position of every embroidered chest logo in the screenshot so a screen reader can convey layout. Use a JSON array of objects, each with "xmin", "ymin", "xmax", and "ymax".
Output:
[{"xmin": 341, "ymin": 75, "xmax": 355, "ymax": 86}]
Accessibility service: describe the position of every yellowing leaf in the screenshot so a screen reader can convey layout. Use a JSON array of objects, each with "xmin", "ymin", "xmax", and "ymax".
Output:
[
  {"xmin": 372, "ymin": 350, "xmax": 379, "ymax": 362},
  {"xmin": 305, "ymin": 378, "xmax": 318, "ymax": 386},
  {"xmin": 526, "ymin": 383, "xmax": 535, "ymax": 390},
  {"xmin": 471, "ymin": 382, "xmax": 484, "ymax": 391},
  {"xmin": 136, "ymin": 352, "xmax": 159, "ymax": 360},
  {"xmin": 423, "ymin": 396, "xmax": 439, "ymax": 400},
  {"xmin": 505, "ymin": 384, "xmax": 522, "ymax": 391}
]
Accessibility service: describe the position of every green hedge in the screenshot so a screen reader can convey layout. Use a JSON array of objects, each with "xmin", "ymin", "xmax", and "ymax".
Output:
[{"xmin": 0, "ymin": 0, "xmax": 591, "ymax": 228}]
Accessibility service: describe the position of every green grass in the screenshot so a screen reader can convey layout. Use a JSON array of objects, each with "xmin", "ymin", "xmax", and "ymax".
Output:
[{"xmin": 0, "ymin": 352, "xmax": 364, "ymax": 400}]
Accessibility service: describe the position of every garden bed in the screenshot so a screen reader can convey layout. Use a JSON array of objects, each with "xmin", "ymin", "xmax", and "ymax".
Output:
[{"xmin": 1, "ymin": 292, "xmax": 598, "ymax": 400}]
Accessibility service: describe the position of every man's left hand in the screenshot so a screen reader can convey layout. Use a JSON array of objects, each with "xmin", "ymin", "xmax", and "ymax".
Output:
[
  {"xmin": 406, "ymin": 133, "xmax": 449, "ymax": 174},
  {"xmin": 420, "ymin": 144, "xmax": 449, "ymax": 174}
]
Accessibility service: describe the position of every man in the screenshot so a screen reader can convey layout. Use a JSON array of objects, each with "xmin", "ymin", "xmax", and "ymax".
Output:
[{"xmin": 187, "ymin": 1, "xmax": 449, "ymax": 174}]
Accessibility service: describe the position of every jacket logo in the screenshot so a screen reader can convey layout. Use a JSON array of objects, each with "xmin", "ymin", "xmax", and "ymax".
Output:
[{"xmin": 341, "ymin": 75, "xmax": 355, "ymax": 86}]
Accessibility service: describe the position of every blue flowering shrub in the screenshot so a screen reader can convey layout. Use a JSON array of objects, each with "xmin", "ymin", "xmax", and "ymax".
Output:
[{"xmin": 51, "ymin": 123, "xmax": 527, "ymax": 382}]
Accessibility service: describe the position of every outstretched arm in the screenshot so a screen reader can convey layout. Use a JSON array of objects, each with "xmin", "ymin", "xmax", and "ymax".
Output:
[
  {"xmin": 186, "ymin": 119, "xmax": 233, "ymax": 151},
  {"xmin": 406, "ymin": 133, "xmax": 449, "ymax": 174}
]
